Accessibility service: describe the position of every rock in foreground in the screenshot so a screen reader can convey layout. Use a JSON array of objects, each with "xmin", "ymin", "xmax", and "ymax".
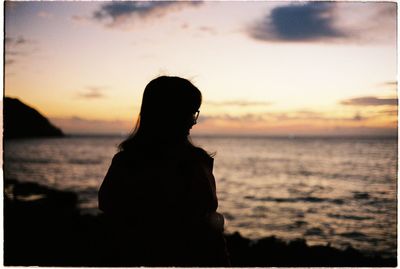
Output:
[{"xmin": 3, "ymin": 179, "xmax": 397, "ymax": 267}]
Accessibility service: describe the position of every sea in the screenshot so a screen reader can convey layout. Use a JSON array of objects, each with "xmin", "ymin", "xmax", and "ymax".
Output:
[{"xmin": 3, "ymin": 135, "xmax": 397, "ymax": 258}]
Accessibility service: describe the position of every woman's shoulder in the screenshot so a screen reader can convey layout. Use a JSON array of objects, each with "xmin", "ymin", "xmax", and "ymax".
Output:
[
  {"xmin": 114, "ymin": 143, "xmax": 213, "ymax": 165},
  {"xmin": 192, "ymin": 146, "xmax": 213, "ymax": 160},
  {"xmin": 189, "ymin": 146, "xmax": 214, "ymax": 169},
  {"xmin": 111, "ymin": 150, "xmax": 138, "ymax": 165},
  {"xmin": 112, "ymin": 150, "xmax": 127, "ymax": 161}
]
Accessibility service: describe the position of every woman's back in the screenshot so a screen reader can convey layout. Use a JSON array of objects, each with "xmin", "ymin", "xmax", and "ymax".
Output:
[
  {"xmin": 99, "ymin": 143, "xmax": 227, "ymax": 266},
  {"xmin": 99, "ymin": 143, "xmax": 215, "ymax": 217}
]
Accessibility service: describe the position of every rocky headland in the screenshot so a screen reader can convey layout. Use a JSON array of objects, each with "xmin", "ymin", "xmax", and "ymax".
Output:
[{"xmin": 4, "ymin": 97, "xmax": 64, "ymax": 139}]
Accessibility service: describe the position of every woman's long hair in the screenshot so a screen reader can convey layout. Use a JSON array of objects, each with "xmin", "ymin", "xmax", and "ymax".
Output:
[{"xmin": 119, "ymin": 76, "xmax": 202, "ymax": 152}]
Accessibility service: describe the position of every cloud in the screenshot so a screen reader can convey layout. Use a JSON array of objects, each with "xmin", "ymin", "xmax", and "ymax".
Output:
[
  {"xmin": 4, "ymin": 1, "xmax": 19, "ymax": 10},
  {"xmin": 38, "ymin": 11, "xmax": 54, "ymax": 19},
  {"xmin": 268, "ymin": 111, "xmax": 368, "ymax": 122},
  {"xmin": 352, "ymin": 112, "xmax": 364, "ymax": 121},
  {"xmin": 71, "ymin": 15, "xmax": 93, "ymax": 26},
  {"xmin": 248, "ymin": 2, "xmax": 396, "ymax": 43},
  {"xmin": 5, "ymin": 59, "xmax": 15, "ymax": 65},
  {"xmin": 72, "ymin": 15, "xmax": 85, "ymax": 21},
  {"xmin": 180, "ymin": 23, "xmax": 218, "ymax": 35},
  {"xmin": 5, "ymin": 36, "xmax": 31, "ymax": 46},
  {"xmin": 92, "ymin": 1, "xmax": 202, "ymax": 28},
  {"xmin": 15, "ymin": 37, "xmax": 28, "ymax": 45},
  {"xmin": 50, "ymin": 116, "xmax": 131, "ymax": 134},
  {"xmin": 199, "ymin": 110, "xmax": 368, "ymax": 125},
  {"xmin": 380, "ymin": 81, "xmax": 397, "ymax": 92},
  {"xmin": 194, "ymin": 110, "xmax": 395, "ymax": 136},
  {"xmin": 380, "ymin": 109, "xmax": 397, "ymax": 116},
  {"xmin": 198, "ymin": 113, "xmax": 265, "ymax": 124},
  {"xmin": 205, "ymin": 100, "xmax": 272, "ymax": 107},
  {"xmin": 77, "ymin": 87, "xmax": 107, "ymax": 99},
  {"xmin": 5, "ymin": 36, "xmax": 37, "ymax": 66},
  {"xmin": 341, "ymin": 96, "xmax": 398, "ymax": 106},
  {"xmin": 198, "ymin": 26, "xmax": 217, "ymax": 35},
  {"xmin": 383, "ymin": 81, "xmax": 397, "ymax": 87},
  {"xmin": 249, "ymin": 2, "xmax": 344, "ymax": 42}
]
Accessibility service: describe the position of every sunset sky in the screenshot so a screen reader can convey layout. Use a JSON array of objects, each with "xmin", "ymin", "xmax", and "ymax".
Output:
[{"xmin": 4, "ymin": 1, "xmax": 398, "ymax": 136}]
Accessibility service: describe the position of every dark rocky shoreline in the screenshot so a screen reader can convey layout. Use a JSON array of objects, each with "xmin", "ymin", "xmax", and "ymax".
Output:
[{"xmin": 4, "ymin": 179, "xmax": 396, "ymax": 267}]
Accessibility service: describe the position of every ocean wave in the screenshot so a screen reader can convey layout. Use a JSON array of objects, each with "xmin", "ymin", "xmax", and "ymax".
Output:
[
  {"xmin": 328, "ymin": 213, "xmax": 372, "ymax": 221},
  {"xmin": 5, "ymin": 157, "xmax": 57, "ymax": 164},
  {"xmin": 304, "ymin": 227, "xmax": 324, "ymax": 236},
  {"xmin": 353, "ymin": 192, "xmax": 370, "ymax": 199},
  {"xmin": 339, "ymin": 231, "xmax": 367, "ymax": 240},
  {"xmin": 68, "ymin": 159, "xmax": 102, "ymax": 165},
  {"xmin": 246, "ymin": 196, "xmax": 344, "ymax": 205},
  {"xmin": 287, "ymin": 220, "xmax": 308, "ymax": 229}
]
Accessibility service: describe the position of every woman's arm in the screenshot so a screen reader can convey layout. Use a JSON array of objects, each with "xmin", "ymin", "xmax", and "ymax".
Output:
[
  {"xmin": 98, "ymin": 152, "xmax": 125, "ymax": 213},
  {"xmin": 180, "ymin": 155, "xmax": 219, "ymax": 225}
]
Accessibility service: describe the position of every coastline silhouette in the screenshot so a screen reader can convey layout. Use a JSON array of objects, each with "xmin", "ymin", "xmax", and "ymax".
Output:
[
  {"xmin": 4, "ymin": 97, "xmax": 64, "ymax": 139},
  {"xmin": 98, "ymin": 76, "xmax": 230, "ymax": 266}
]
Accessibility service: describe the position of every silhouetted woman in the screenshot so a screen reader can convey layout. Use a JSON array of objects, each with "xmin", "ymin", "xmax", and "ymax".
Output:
[{"xmin": 98, "ymin": 76, "xmax": 230, "ymax": 266}]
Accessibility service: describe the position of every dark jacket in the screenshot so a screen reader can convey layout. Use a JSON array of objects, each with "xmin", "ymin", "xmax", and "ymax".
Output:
[{"xmin": 98, "ymin": 143, "xmax": 229, "ymax": 266}]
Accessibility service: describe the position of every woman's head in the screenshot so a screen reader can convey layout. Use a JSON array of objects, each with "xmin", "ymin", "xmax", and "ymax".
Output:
[
  {"xmin": 139, "ymin": 76, "xmax": 201, "ymax": 137},
  {"xmin": 120, "ymin": 76, "xmax": 202, "ymax": 150}
]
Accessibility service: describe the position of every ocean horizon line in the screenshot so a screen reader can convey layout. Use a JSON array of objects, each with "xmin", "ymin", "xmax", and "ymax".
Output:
[{"xmin": 60, "ymin": 132, "xmax": 398, "ymax": 140}]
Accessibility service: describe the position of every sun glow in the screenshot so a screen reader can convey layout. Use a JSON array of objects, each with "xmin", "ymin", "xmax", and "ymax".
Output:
[{"xmin": 4, "ymin": 1, "xmax": 397, "ymax": 136}]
